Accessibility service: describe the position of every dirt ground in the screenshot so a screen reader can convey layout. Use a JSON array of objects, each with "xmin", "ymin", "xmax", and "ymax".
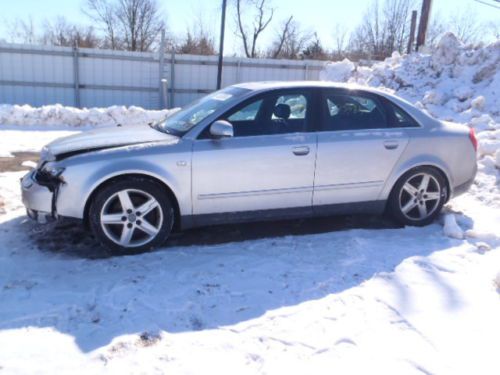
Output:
[{"xmin": 0, "ymin": 152, "xmax": 39, "ymax": 172}]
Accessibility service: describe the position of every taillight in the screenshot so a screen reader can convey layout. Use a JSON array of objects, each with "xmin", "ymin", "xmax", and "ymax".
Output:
[{"xmin": 469, "ymin": 127, "xmax": 478, "ymax": 152}]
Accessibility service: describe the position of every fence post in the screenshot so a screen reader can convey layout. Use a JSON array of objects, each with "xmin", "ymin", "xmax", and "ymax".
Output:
[
  {"xmin": 304, "ymin": 63, "xmax": 309, "ymax": 80},
  {"xmin": 236, "ymin": 59, "xmax": 242, "ymax": 82},
  {"xmin": 72, "ymin": 42, "xmax": 81, "ymax": 108},
  {"xmin": 161, "ymin": 79, "xmax": 168, "ymax": 109},
  {"xmin": 170, "ymin": 50, "xmax": 175, "ymax": 108},
  {"xmin": 158, "ymin": 29, "xmax": 166, "ymax": 108}
]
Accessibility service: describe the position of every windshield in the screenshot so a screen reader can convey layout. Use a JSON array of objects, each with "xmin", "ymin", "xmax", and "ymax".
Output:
[{"xmin": 155, "ymin": 86, "xmax": 250, "ymax": 136}]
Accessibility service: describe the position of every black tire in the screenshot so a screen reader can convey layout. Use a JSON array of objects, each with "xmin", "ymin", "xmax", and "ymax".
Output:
[
  {"xmin": 387, "ymin": 166, "xmax": 448, "ymax": 227},
  {"xmin": 88, "ymin": 176, "xmax": 174, "ymax": 255}
]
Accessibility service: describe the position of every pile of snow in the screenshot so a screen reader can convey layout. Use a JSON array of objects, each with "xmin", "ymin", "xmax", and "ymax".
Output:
[
  {"xmin": 321, "ymin": 33, "xmax": 500, "ymax": 163},
  {"xmin": 319, "ymin": 58, "xmax": 355, "ymax": 82},
  {"xmin": 321, "ymin": 32, "xmax": 500, "ymax": 250},
  {"xmin": 0, "ymin": 104, "xmax": 175, "ymax": 128},
  {"xmin": 443, "ymin": 213, "xmax": 464, "ymax": 239}
]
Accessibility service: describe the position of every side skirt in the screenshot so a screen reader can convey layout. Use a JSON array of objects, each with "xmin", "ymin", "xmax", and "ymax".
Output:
[{"xmin": 180, "ymin": 200, "xmax": 387, "ymax": 229}]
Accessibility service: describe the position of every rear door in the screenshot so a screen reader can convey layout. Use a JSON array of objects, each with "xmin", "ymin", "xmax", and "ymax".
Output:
[{"xmin": 313, "ymin": 89, "xmax": 410, "ymax": 210}]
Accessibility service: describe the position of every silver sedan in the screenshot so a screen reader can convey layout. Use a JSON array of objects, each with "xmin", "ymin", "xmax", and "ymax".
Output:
[{"xmin": 21, "ymin": 82, "xmax": 477, "ymax": 254}]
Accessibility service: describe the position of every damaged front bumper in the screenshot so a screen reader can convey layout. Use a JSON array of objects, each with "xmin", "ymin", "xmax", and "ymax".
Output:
[{"xmin": 21, "ymin": 170, "xmax": 60, "ymax": 223}]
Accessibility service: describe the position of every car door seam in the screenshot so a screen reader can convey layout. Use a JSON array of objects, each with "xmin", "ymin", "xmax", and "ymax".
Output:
[
  {"xmin": 377, "ymin": 136, "xmax": 411, "ymax": 200},
  {"xmin": 311, "ymin": 133, "xmax": 319, "ymax": 208}
]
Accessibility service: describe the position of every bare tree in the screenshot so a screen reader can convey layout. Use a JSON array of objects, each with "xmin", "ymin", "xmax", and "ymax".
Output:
[
  {"xmin": 85, "ymin": 0, "xmax": 165, "ymax": 51},
  {"xmin": 385, "ymin": 0, "xmax": 413, "ymax": 52},
  {"xmin": 425, "ymin": 8, "xmax": 488, "ymax": 47},
  {"xmin": 176, "ymin": 10, "xmax": 216, "ymax": 55},
  {"xmin": 350, "ymin": 0, "xmax": 383, "ymax": 58},
  {"xmin": 425, "ymin": 11, "xmax": 447, "ymax": 47},
  {"xmin": 115, "ymin": 0, "xmax": 165, "ymax": 51},
  {"xmin": 267, "ymin": 16, "xmax": 311, "ymax": 59},
  {"xmin": 235, "ymin": 0, "xmax": 274, "ymax": 58},
  {"xmin": 85, "ymin": 0, "xmax": 121, "ymax": 49},
  {"xmin": 447, "ymin": 8, "xmax": 483, "ymax": 44},
  {"xmin": 42, "ymin": 17, "xmax": 100, "ymax": 48},
  {"xmin": 350, "ymin": 0, "xmax": 415, "ymax": 59},
  {"xmin": 301, "ymin": 32, "xmax": 329, "ymax": 60},
  {"xmin": 332, "ymin": 23, "xmax": 349, "ymax": 60},
  {"xmin": 269, "ymin": 15, "xmax": 293, "ymax": 58},
  {"xmin": 177, "ymin": 31, "xmax": 216, "ymax": 55},
  {"xmin": 6, "ymin": 17, "xmax": 38, "ymax": 44}
]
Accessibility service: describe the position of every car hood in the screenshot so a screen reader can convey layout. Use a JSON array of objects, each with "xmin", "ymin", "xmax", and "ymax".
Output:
[{"xmin": 45, "ymin": 125, "xmax": 178, "ymax": 157}]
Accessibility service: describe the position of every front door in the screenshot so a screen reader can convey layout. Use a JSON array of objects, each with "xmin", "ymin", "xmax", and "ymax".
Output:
[{"xmin": 192, "ymin": 89, "xmax": 317, "ymax": 220}]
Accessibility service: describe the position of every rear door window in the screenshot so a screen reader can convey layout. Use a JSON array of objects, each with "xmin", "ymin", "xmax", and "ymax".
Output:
[
  {"xmin": 381, "ymin": 98, "xmax": 420, "ymax": 128},
  {"xmin": 321, "ymin": 91, "xmax": 388, "ymax": 131}
]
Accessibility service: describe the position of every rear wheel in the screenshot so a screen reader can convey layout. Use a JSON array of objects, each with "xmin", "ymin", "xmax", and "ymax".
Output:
[
  {"xmin": 388, "ymin": 167, "xmax": 447, "ymax": 226},
  {"xmin": 89, "ymin": 177, "xmax": 174, "ymax": 254}
]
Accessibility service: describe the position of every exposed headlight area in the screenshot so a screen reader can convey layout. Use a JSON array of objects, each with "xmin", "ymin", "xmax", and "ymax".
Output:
[
  {"xmin": 34, "ymin": 162, "xmax": 65, "ymax": 191},
  {"xmin": 41, "ymin": 164, "xmax": 65, "ymax": 178}
]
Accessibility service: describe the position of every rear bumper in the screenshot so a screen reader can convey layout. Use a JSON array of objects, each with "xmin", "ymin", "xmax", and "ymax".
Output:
[
  {"xmin": 451, "ymin": 161, "xmax": 477, "ymax": 199},
  {"xmin": 21, "ymin": 171, "xmax": 56, "ymax": 222},
  {"xmin": 451, "ymin": 176, "xmax": 475, "ymax": 198}
]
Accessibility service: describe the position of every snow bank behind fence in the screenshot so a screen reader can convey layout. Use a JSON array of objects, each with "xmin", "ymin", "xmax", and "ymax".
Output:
[
  {"xmin": 0, "ymin": 104, "xmax": 176, "ymax": 128},
  {"xmin": 321, "ymin": 33, "xmax": 499, "ymax": 123},
  {"xmin": 320, "ymin": 33, "xmax": 500, "ymax": 167}
]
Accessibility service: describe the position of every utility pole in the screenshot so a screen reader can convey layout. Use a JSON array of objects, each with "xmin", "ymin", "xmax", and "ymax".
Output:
[
  {"xmin": 416, "ymin": 0, "xmax": 432, "ymax": 50},
  {"xmin": 407, "ymin": 10, "xmax": 418, "ymax": 54},
  {"xmin": 216, "ymin": 0, "xmax": 227, "ymax": 90}
]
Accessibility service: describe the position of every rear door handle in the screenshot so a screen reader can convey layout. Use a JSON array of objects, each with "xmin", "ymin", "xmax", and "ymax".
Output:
[
  {"xmin": 292, "ymin": 146, "xmax": 310, "ymax": 156},
  {"xmin": 384, "ymin": 141, "xmax": 399, "ymax": 150}
]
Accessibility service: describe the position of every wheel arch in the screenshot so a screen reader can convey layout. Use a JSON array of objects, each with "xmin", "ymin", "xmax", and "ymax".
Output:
[
  {"xmin": 384, "ymin": 163, "xmax": 452, "ymax": 205},
  {"xmin": 82, "ymin": 173, "xmax": 182, "ymax": 231}
]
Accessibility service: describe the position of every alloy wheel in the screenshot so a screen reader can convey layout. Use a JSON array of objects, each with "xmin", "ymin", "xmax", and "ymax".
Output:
[
  {"xmin": 99, "ymin": 189, "xmax": 163, "ymax": 248},
  {"xmin": 398, "ymin": 172, "xmax": 441, "ymax": 221}
]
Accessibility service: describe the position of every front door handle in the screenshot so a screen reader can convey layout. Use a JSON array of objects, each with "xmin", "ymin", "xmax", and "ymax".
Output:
[
  {"xmin": 384, "ymin": 141, "xmax": 399, "ymax": 150},
  {"xmin": 292, "ymin": 146, "xmax": 310, "ymax": 156}
]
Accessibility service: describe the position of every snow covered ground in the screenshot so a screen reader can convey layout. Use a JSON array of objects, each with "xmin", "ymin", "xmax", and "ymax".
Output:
[
  {"xmin": 0, "ymin": 33, "xmax": 499, "ymax": 374},
  {"xmin": 0, "ymin": 167, "xmax": 499, "ymax": 374},
  {"xmin": 0, "ymin": 126, "xmax": 81, "ymax": 157}
]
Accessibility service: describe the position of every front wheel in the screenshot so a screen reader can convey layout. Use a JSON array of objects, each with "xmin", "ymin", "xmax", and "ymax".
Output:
[
  {"xmin": 388, "ymin": 167, "xmax": 447, "ymax": 226},
  {"xmin": 89, "ymin": 177, "xmax": 174, "ymax": 254}
]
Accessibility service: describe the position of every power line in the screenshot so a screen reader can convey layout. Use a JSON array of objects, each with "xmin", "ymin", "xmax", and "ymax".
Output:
[{"xmin": 473, "ymin": 0, "xmax": 500, "ymax": 9}]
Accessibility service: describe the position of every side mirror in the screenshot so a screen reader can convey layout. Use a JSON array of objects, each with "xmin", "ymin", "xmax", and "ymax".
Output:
[{"xmin": 210, "ymin": 120, "xmax": 234, "ymax": 139}]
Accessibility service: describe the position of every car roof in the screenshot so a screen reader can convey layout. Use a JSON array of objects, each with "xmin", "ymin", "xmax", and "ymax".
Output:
[{"xmin": 232, "ymin": 80, "xmax": 387, "ymax": 95}]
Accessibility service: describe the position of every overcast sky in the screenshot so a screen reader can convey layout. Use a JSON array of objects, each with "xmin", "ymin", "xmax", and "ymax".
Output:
[{"xmin": 1, "ymin": 0, "xmax": 498, "ymax": 54}]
